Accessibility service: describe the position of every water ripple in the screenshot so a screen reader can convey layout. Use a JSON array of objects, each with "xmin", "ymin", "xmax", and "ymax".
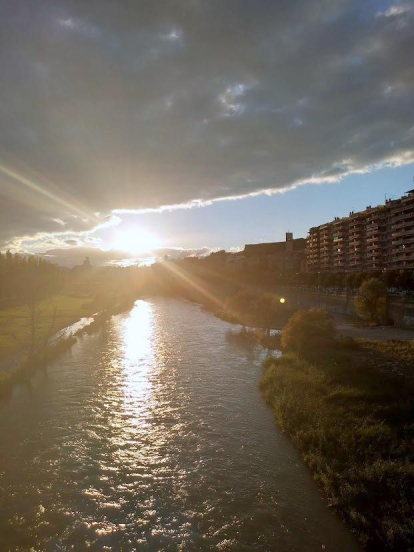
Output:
[{"xmin": 0, "ymin": 299, "xmax": 359, "ymax": 551}]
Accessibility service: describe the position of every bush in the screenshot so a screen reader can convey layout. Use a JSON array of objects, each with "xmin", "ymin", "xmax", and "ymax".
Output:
[
  {"xmin": 281, "ymin": 309, "xmax": 336, "ymax": 353},
  {"xmin": 355, "ymin": 278, "xmax": 387, "ymax": 324},
  {"xmin": 224, "ymin": 289, "xmax": 257, "ymax": 326}
]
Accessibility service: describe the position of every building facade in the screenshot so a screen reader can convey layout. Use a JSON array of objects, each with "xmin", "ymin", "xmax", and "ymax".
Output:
[
  {"xmin": 307, "ymin": 189, "xmax": 414, "ymax": 273},
  {"xmin": 244, "ymin": 232, "xmax": 306, "ymax": 272},
  {"xmin": 202, "ymin": 233, "xmax": 307, "ymax": 273}
]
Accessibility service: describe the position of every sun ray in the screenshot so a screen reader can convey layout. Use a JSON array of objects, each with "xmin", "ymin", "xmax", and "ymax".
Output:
[
  {"xmin": 0, "ymin": 162, "xmax": 98, "ymax": 222},
  {"xmin": 160, "ymin": 259, "xmax": 227, "ymax": 312}
]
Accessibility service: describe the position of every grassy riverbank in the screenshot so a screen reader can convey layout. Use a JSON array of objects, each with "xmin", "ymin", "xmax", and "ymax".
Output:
[
  {"xmin": 0, "ymin": 334, "xmax": 77, "ymax": 398},
  {"xmin": 0, "ymin": 293, "xmax": 137, "ymax": 398},
  {"xmin": 359, "ymin": 339, "xmax": 414, "ymax": 381},
  {"xmin": 0, "ymin": 294, "xmax": 95, "ymax": 359},
  {"xmin": 260, "ymin": 348, "xmax": 414, "ymax": 550}
]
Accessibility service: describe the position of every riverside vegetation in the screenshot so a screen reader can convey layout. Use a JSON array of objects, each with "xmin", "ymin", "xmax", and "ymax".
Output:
[
  {"xmin": 260, "ymin": 309, "xmax": 414, "ymax": 551},
  {"xmin": 0, "ymin": 294, "xmax": 95, "ymax": 358},
  {"xmin": 0, "ymin": 250, "xmax": 142, "ymax": 398},
  {"xmin": 0, "ymin": 292, "xmax": 137, "ymax": 399}
]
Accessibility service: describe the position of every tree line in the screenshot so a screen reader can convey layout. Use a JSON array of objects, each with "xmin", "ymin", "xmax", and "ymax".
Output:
[{"xmin": 0, "ymin": 251, "xmax": 62, "ymax": 305}]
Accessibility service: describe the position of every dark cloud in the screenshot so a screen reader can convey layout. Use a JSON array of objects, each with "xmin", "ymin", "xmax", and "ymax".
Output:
[{"xmin": 0, "ymin": 0, "xmax": 413, "ymax": 246}]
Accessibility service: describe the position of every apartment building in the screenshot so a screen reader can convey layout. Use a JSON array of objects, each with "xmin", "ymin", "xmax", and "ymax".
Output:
[{"xmin": 307, "ymin": 189, "xmax": 414, "ymax": 273}]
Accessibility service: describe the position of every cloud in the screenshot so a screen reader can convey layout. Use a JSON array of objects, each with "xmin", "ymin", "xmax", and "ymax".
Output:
[
  {"xmin": 0, "ymin": 0, "xmax": 413, "ymax": 248},
  {"xmin": 2, "ymin": 213, "xmax": 120, "ymax": 254},
  {"xmin": 377, "ymin": 3, "xmax": 413, "ymax": 18}
]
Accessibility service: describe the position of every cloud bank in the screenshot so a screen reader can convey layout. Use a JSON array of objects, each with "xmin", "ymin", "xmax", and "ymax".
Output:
[{"xmin": 0, "ymin": 0, "xmax": 413, "ymax": 248}]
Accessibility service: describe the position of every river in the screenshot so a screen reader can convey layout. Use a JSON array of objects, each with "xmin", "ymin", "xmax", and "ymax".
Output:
[{"xmin": 0, "ymin": 298, "xmax": 358, "ymax": 551}]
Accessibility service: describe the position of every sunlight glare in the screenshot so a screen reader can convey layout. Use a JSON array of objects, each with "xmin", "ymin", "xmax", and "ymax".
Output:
[
  {"xmin": 121, "ymin": 300, "xmax": 155, "ymax": 407},
  {"xmin": 111, "ymin": 227, "xmax": 160, "ymax": 255}
]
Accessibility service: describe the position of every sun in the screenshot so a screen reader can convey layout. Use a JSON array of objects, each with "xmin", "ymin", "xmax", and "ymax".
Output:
[{"xmin": 110, "ymin": 227, "xmax": 161, "ymax": 256}]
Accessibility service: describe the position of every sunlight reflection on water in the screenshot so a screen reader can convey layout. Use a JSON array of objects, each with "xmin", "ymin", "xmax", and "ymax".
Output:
[{"xmin": 121, "ymin": 300, "xmax": 154, "ymax": 404}]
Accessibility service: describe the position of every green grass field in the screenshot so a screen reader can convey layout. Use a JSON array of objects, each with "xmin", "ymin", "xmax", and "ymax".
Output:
[{"xmin": 0, "ymin": 295, "xmax": 94, "ymax": 359}]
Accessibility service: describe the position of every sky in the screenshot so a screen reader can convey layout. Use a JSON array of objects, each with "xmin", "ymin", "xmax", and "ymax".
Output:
[{"xmin": 0, "ymin": 0, "xmax": 413, "ymax": 265}]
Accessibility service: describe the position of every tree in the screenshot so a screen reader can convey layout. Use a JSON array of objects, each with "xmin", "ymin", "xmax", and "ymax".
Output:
[
  {"xmin": 354, "ymin": 277, "xmax": 387, "ymax": 324},
  {"xmin": 253, "ymin": 293, "xmax": 279, "ymax": 334},
  {"xmin": 82, "ymin": 256, "xmax": 91, "ymax": 269},
  {"xmin": 281, "ymin": 308, "xmax": 336, "ymax": 353},
  {"xmin": 225, "ymin": 289, "xmax": 257, "ymax": 327},
  {"xmin": 0, "ymin": 251, "xmax": 62, "ymax": 306},
  {"xmin": 8, "ymin": 296, "xmax": 59, "ymax": 359}
]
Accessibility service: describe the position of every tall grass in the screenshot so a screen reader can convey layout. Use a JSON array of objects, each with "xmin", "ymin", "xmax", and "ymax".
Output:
[{"xmin": 260, "ymin": 353, "xmax": 414, "ymax": 550}]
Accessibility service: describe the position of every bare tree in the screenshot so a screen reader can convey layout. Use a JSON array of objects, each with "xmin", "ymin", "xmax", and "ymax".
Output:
[{"xmin": 9, "ymin": 295, "xmax": 59, "ymax": 360}]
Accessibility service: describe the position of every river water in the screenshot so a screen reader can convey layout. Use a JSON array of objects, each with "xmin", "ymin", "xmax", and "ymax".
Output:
[{"xmin": 0, "ymin": 299, "xmax": 358, "ymax": 551}]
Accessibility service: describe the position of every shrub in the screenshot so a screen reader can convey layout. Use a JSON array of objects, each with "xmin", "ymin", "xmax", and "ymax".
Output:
[
  {"xmin": 281, "ymin": 308, "xmax": 336, "ymax": 353},
  {"xmin": 224, "ymin": 289, "xmax": 257, "ymax": 326},
  {"xmin": 354, "ymin": 278, "xmax": 387, "ymax": 324}
]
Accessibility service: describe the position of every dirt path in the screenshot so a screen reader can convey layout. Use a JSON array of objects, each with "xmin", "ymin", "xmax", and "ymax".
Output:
[{"xmin": 334, "ymin": 314, "xmax": 414, "ymax": 341}]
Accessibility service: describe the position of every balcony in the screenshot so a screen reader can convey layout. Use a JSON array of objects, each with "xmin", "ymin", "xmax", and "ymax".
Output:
[
  {"xmin": 366, "ymin": 227, "xmax": 381, "ymax": 236},
  {"xmin": 391, "ymin": 202, "xmax": 414, "ymax": 217},
  {"xmin": 392, "ymin": 219, "xmax": 414, "ymax": 230},
  {"xmin": 392, "ymin": 212, "xmax": 414, "ymax": 224}
]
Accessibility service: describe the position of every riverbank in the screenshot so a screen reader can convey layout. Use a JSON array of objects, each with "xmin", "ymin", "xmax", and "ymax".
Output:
[
  {"xmin": 260, "ymin": 349, "xmax": 414, "ymax": 550},
  {"xmin": 333, "ymin": 313, "xmax": 414, "ymax": 341},
  {"xmin": 195, "ymin": 279, "xmax": 414, "ymax": 342},
  {"xmin": 0, "ymin": 335, "xmax": 77, "ymax": 398},
  {"xmin": 225, "ymin": 326, "xmax": 282, "ymax": 350},
  {"xmin": 0, "ymin": 293, "xmax": 137, "ymax": 399},
  {"xmin": 0, "ymin": 294, "xmax": 96, "ymax": 359}
]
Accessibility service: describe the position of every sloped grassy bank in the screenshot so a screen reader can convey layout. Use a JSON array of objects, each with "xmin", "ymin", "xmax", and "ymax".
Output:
[
  {"xmin": 0, "ymin": 294, "xmax": 137, "ymax": 399},
  {"xmin": 260, "ymin": 351, "xmax": 414, "ymax": 551},
  {"xmin": 0, "ymin": 335, "xmax": 77, "ymax": 398}
]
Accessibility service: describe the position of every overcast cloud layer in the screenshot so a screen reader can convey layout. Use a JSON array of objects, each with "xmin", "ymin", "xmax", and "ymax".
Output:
[{"xmin": 0, "ymin": 0, "xmax": 413, "ymax": 248}]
